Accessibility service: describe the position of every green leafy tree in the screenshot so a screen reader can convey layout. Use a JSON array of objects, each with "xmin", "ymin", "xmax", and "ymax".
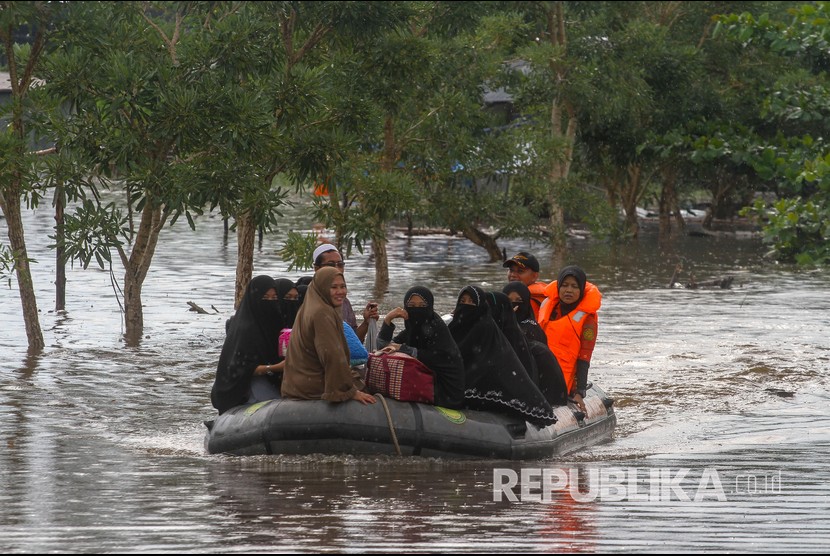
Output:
[
  {"xmin": 40, "ymin": 1, "xmax": 277, "ymax": 343},
  {"xmin": 0, "ymin": 0, "xmax": 59, "ymax": 353},
  {"xmin": 714, "ymin": 2, "xmax": 830, "ymax": 264},
  {"xmin": 310, "ymin": 2, "xmax": 508, "ymax": 286},
  {"xmin": 504, "ymin": 0, "xmax": 582, "ymax": 252}
]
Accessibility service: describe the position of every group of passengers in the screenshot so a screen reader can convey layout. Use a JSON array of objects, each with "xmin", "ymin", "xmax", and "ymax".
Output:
[{"xmin": 210, "ymin": 245, "xmax": 601, "ymax": 428}]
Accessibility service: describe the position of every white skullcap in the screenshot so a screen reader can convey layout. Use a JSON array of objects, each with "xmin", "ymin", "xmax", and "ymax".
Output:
[{"xmin": 312, "ymin": 243, "xmax": 339, "ymax": 264}]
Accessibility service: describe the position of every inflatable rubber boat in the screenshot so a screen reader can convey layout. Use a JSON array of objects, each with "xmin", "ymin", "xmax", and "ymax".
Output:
[{"xmin": 204, "ymin": 383, "xmax": 615, "ymax": 460}]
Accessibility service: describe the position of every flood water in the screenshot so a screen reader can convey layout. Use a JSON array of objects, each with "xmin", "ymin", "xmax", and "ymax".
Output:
[{"xmin": 1, "ymin": 197, "xmax": 829, "ymax": 552}]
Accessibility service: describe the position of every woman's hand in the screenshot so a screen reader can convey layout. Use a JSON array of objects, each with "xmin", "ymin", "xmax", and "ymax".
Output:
[
  {"xmin": 363, "ymin": 301, "xmax": 380, "ymax": 322},
  {"xmin": 380, "ymin": 343, "xmax": 401, "ymax": 354},
  {"xmin": 353, "ymin": 390, "xmax": 377, "ymax": 405},
  {"xmin": 383, "ymin": 307, "xmax": 408, "ymax": 326},
  {"xmin": 572, "ymin": 393, "xmax": 587, "ymax": 414},
  {"xmin": 254, "ymin": 362, "xmax": 283, "ymax": 376}
]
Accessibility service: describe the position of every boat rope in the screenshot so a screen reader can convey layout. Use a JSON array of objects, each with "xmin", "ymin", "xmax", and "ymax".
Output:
[{"xmin": 376, "ymin": 394, "xmax": 402, "ymax": 456}]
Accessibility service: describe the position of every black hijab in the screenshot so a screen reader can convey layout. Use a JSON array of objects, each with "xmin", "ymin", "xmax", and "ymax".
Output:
[
  {"xmin": 296, "ymin": 284, "xmax": 308, "ymax": 305},
  {"xmin": 503, "ymin": 281, "xmax": 548, "ymax": 345},
  {"xmin": 211, "ymin": 275, "xmax": 282, "ymax": 414},
  {"xmin": 557, "ymin": 265, "xmax": 587, "ymax": 316},
  {"xmin": 485, "ymin": 290, "xmax": 538, "ymax": 384},
  {"xmin": 448, "ymin": 285, "xmax": 556, "ymax": 426},
  {"xmin": 393, "ymin": 286, "xmax": 465, "ymax": 408},
  {"xmin": 447, "ymin": 285, "xmax": 489, "ymax": 342},
  {"xmin": 401, "ymin": 286, "xmax": 435, "ymax": 337},
  {"xmin": 275, "ymin": 278, "xmax": 299, "ymax": 328},
  {"xmin": 295, "ymin": 276, "xmax": 312, "ymax": 305}
]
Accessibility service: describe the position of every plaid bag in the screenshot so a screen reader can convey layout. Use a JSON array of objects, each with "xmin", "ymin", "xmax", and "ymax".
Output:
[{"xmin": 365, "ymin": 352, "xmax": 434, "ymax": 404}]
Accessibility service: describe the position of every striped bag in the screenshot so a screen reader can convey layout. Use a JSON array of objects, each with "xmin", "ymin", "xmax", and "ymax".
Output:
[{"xmin": 365, "ymin": 352, "xmax": 434, "ymax": 404}]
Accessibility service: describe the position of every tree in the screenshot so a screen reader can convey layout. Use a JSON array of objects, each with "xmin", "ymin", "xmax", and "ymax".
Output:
[
  {"xmin": 41, "ymin": 1, "xmax": 272, "ymax": 343},
  {"xmin": 714, "ymin": 3, "xmax": 830, "ymax": 264},
  {"xmin": 0, "ymin": 0, "xmax": 57, "ymax": 353},
  {"xmin": 310, "ymin": 2, "xmax": 510, "ymax": 284}
]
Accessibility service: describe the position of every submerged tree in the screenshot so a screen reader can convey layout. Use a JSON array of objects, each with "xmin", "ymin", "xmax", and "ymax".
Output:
[
  {"xmin": 41, "ymin": 1, "xmax": 267, "ymax": 343},
  {"xmin": 310, "ymin": 2, "xmax": 506, "ymax": 285},
  {"xmin": 0, "ymin": 0, "xmax": 59, "ymax": 353}
]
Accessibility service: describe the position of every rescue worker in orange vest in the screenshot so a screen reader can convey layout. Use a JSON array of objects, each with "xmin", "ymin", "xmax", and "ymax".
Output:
[
  {"xmin": 537, "ymin": 266, "xmax": 601, "ymax": 414},
  {"xmin": 503, "ymin": 251, "xmax": 547, "ymax": 319}
]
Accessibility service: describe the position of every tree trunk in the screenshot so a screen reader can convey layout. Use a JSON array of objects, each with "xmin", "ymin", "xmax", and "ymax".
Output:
[
  {"xmin": 546, "ymin": 2, "xmax": 575, "ymax": 254},
  {"xmin": 618, "ymin": 164, "xmax": 642, "ymax": 238},
  {"xmin": 547, "ymin": 100, "xmax": 576, "ymax": 253},
  {"xmin": 122, "ymin": 203, "xmax": 167, "ymax": 345},
  {"xmin": 1, "ymin": 35, "xmax": 45, "ymax": 353},
  {"xmin": 547, "ymin": 190, "xmax": 567, "ymax": 250},
  {"xmin": 705, "ymin": 178, "xmax": 732, "ymax": 230},
  {"xmin": 123, "ymin": 271, "xmax": 144, "ymax": 346},
  {"xmin": 370, "ymin": 115, "xmax": 399, "ymax": 293},
  {"xmin": 659, "ymin": 165, "xmax": 685, "ymax": 239},
  {"xmin": 55, "ymin": 183, "xmax": 66, "ymax": 311},
  {"xmin": 372, "ymin": 234, "xmax": 389, "ymax": 295},
  {"xmin": 461, "ymin": 224, "xmax": 503, "ymax": 262},
  {"xmin": 1, "ymin": 186, "xmax": 45, "ymax": 353},
  {"xmin": 658, "ymin": 180, "xmax": 672, "ymax": 239},
  {"xmin": 235, "ymin": 210, "xmax": 256, "ymax": 310},
  {"xmin": 671, "ymin": 192, "xmax": 686, "ymax": 234}
]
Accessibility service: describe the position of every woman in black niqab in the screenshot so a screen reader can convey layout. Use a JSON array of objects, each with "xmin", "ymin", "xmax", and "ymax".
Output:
[
  {"xmin": 485, "ymin": 291, "xmax": 539, "ymax": 384},
  {"xmin": 448, "ymin": 285, "xmax": 556, "ymax": 427},
  {"xmin": 211, "ymin": 275, "xmax": 284, "ymax": 414},
  {"xmin": 382, "ymin": 286, "xmax": 465, "ymax": 408},
  {"xmin": 275, "ymin": 278, "xmax": 300, "ymax": 328},
  {"xmin": 503, "ymin": 281, "xmax": 548, "ymax": 345},
  {"xmin": 502, "ymin": 282, "xmax": 569, "ymax": 406}
]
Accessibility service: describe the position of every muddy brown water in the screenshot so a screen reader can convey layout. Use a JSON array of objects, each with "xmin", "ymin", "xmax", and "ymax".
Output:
[{"xmin": 2, "ymin": 200, "xmax": 829, "ymax": 552}]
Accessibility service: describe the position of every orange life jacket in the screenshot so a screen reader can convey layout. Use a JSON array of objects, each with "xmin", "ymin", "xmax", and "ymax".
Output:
[
  {"xmin": 537, "ymin": 280, "xmax": 602, "ymax": 394},
  {"xmin": 528, "ymin": 281, "xmax": 547, "ymax": 320}
]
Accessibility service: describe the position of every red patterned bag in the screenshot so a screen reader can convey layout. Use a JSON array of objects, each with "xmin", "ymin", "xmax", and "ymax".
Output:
[{"xmin": 365, "ymin": 352, "xmax": 435, "ymax": 404}]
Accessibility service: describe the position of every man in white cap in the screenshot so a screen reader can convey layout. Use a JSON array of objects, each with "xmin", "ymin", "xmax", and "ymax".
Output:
[{"xmin": 312, "ymin": 243, "xmax": 379, "ymax": 342}]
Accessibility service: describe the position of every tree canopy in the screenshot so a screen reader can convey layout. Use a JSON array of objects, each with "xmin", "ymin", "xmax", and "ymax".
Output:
[{"xmin": 3, "ymin": 0, "xmax": 828, "ymax": 352}]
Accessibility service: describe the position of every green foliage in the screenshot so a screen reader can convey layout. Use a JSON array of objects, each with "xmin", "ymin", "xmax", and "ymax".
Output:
[
  {"xmin": 743, "ymin": 197, "xmax": 830, "ymax": 265},
  {"xmin": 0, "ymin": 241, "xmax": 38, "ymax": 288},
  {"xmin": 50, "ymin": 198, "xmax": 130, "ymax": 270},
  {"xmin": 714, "ymin": 2, "xmax": 830, "ymax": 264},
  {"xmin": 278, "ymin": 231, "xmax": 320, "ymax": 272},
  {"xmin": 312, "ymin": 158, "xmax": 420, "ymax": 253},
  {"xmin": 13, "ymin": 0, "xmax": 830, "ymax": 328}
]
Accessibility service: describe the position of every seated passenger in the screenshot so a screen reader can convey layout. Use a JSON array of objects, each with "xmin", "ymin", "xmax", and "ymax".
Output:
[
  {"xmin": 485, "ymin": 291, "xmax": 539, "ymax": 384},
  {"xmin": 281, "ymin": 266, "xmax": 376, "ymax": 404},
  {"xmin": 276, "ymin": 277, "xmax": 368, "ymax": 368},
  {"xmin": 502, "ymin": 283, "xmax": 569, "ymax": 406},
  {"xmin": 537, "ymin": 265, "xmax": 602, "ymax": 413},
  {"xmin": 448, "ymin": 285, "xmax": 556, "ymax": 427},
  {"xmin": 275, "ymin": 278, "xmax": 301, "ymax": 328},
  {"xmin": 294, "ymin": 276, "xmax": 312, "ymax": 305},
  {"xmin": 377, "ymin": 286, "xmax": 465, "ymax": 408},
  {"xmin": 211, "ymin": 275, "xmax": 285, "ymax": 414},
  {"xmin": 267, "ymin": 278, "xmax": 302, "ymax": 380},
  {"xmin": 312, "ymin": 244, "xmax": 379, "ymax": 342},
  {"xmin": 503, "ymin": 281, "xmax": 548, "ymax": 345}
]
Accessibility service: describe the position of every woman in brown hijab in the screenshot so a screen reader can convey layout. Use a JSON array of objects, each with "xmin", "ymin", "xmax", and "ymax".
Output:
[{"xmin": 281, "ymin": 266, "xmax": 376, "ymax": 404}]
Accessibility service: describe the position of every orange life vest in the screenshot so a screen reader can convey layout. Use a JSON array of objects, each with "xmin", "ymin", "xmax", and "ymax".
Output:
[
  {"xmin": 528, "ymin": 281, "xmax": 547, "ymax": 320},
  {"xmin": 537, "ymin": 280, "xmax": 602, "ymax": 394}
]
